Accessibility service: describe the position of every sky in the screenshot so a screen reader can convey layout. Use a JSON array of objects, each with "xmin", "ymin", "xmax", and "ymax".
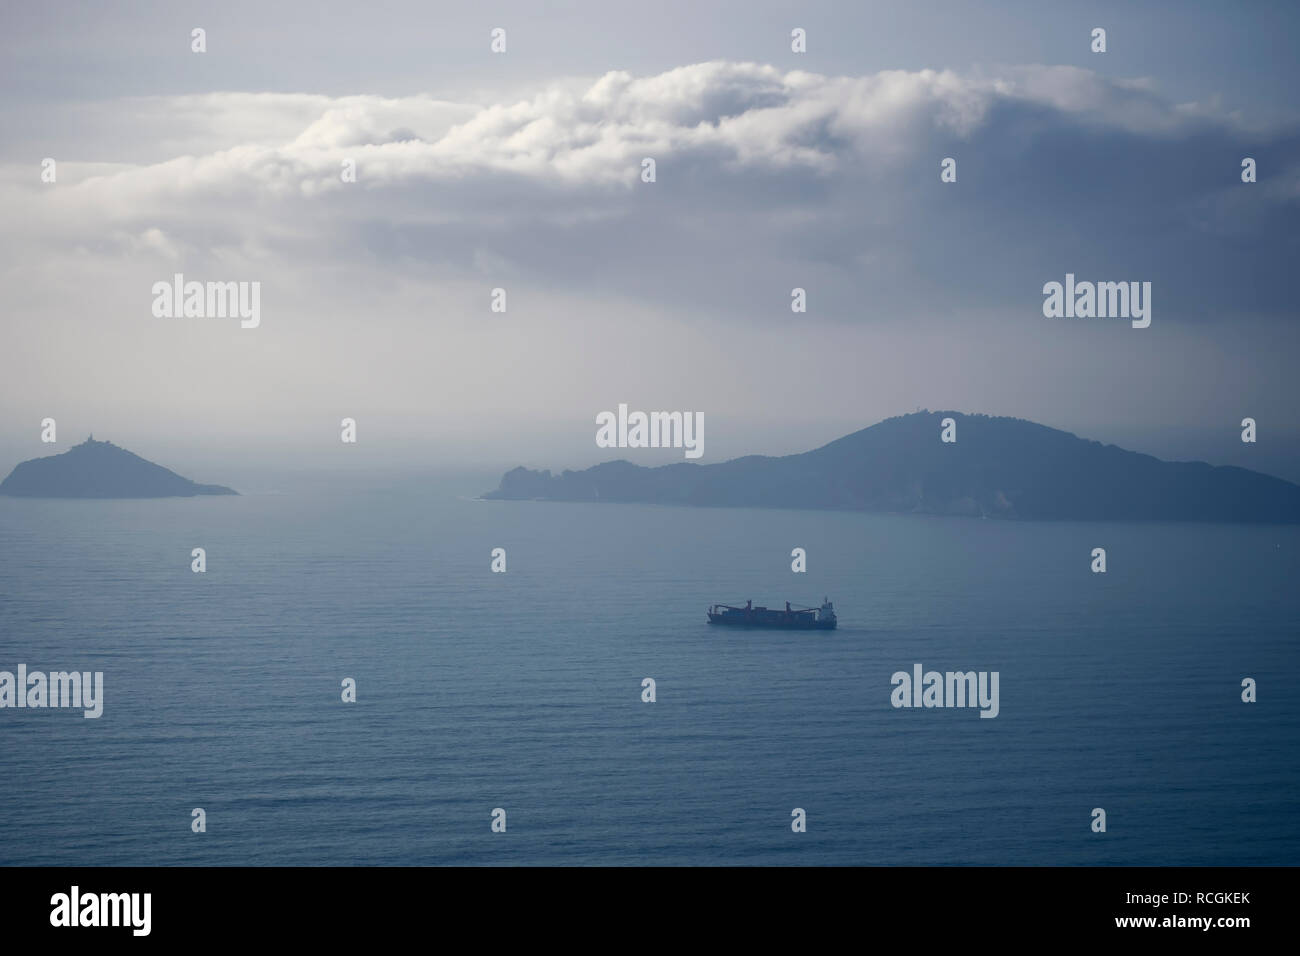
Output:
[{"xmin": 1, "ymin": 0, "xmax": 1297, "ymax": 488}]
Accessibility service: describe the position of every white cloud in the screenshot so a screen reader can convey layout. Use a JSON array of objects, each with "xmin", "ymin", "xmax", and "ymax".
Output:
[
  {"xmin": 1, "ymin": 59, "xmax": 1292, "ymax": 328},
  {"xmin": 5, "ymin": 60, "xmax": 1254, "ymax": 219}
]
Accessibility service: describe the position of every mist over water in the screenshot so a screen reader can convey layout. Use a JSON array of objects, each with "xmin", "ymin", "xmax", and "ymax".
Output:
[{"xmin": 2, "ymin": 481, "xmax": 1295, "ymax": 865}]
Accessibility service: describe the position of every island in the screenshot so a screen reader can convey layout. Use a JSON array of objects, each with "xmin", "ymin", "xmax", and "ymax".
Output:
[
  {"xmin": 0, "ymin": 437, "xmax": 238, "ymax": 498},
  {"xmin": 484, "ymin": 411, "xmax": 1300, "ymax": 523}
]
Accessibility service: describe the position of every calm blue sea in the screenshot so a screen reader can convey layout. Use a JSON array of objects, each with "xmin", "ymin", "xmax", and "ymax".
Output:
[{"xmin": 1, "ymin": 478, "xmax": 1297, "ymax": 866}]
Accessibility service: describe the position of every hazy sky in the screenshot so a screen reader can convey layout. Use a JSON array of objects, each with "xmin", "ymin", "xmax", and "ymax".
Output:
[{"xmin": 2, "ymin": 1, "xmax": 1297, "ymax": 486}]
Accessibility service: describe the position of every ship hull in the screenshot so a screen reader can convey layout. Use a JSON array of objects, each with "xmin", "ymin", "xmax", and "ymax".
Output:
[{"xmin": 707, "ymin": 613, "xmax": 836, "ymax": 630}]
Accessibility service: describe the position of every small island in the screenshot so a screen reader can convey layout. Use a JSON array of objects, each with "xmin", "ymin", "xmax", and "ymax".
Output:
[{"xmin": 0, "ymin": 437, "xmax": 238, "ymax": 498}]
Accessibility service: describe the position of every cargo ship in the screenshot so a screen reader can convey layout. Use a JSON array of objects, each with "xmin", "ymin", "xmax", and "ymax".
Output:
[{"xmin": 706, "ymin": 598, "xmax": 837, "ymax": 630}]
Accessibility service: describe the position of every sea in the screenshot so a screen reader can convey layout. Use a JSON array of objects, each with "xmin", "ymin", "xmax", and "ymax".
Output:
[{"xmin": 1, "ymin": 476, "xmax": 1297, "ymax": 866}]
